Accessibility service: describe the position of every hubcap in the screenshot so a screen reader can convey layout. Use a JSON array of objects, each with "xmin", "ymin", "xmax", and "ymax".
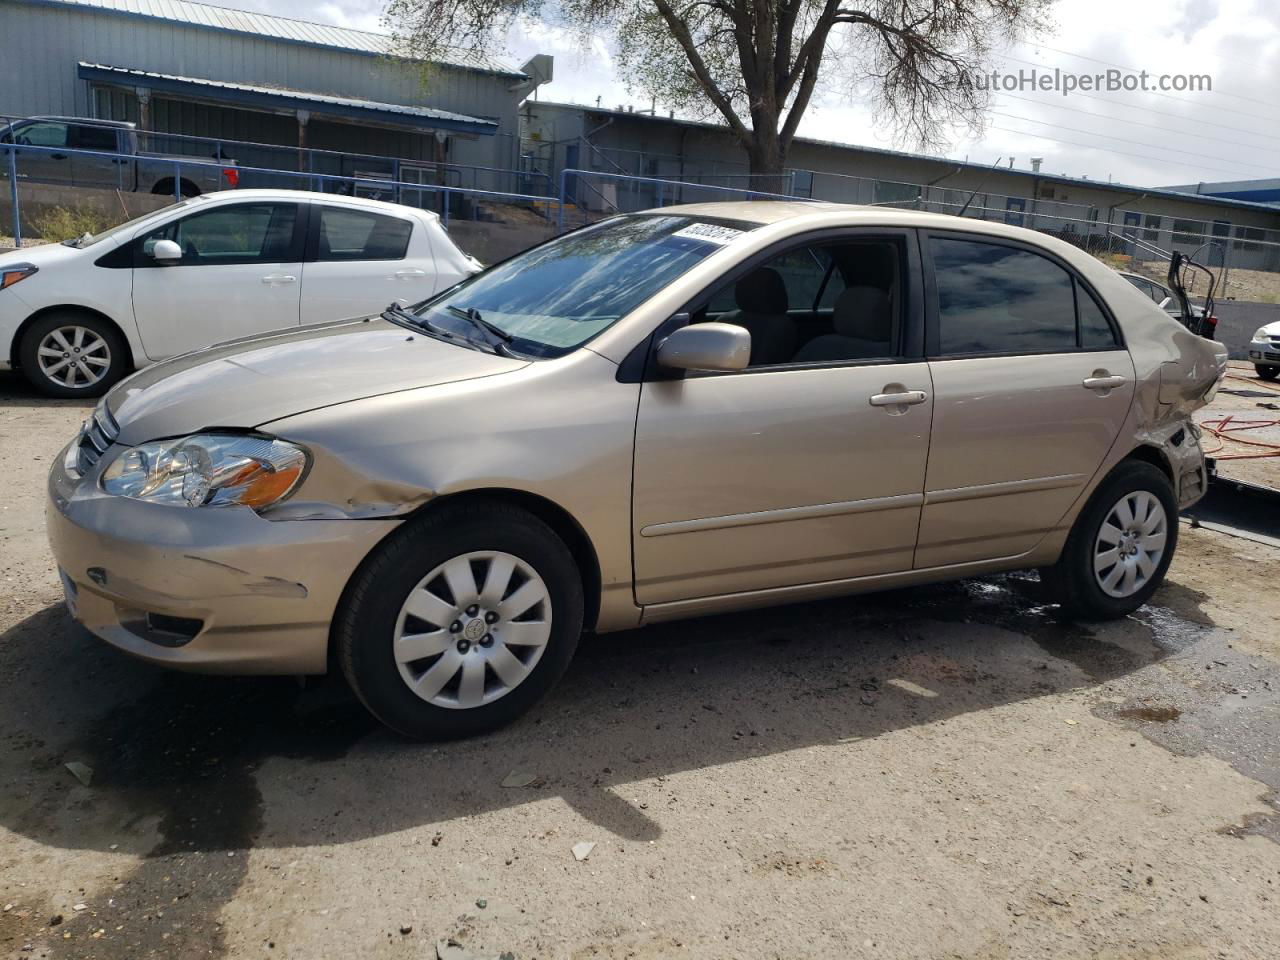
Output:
[
  {"xmin": 37, "ymin": 326, "xmax": 110, "ymax": 389},
  {"xmin": 393, "ymin": 550, "xmax": 552, "ymax": 709},
  {"xmin": 1093, "ymin": 490, "xmax": 1168, "ymax": 599}
]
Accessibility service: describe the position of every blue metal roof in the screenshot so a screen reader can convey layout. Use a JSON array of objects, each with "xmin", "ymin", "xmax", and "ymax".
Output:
[
  {"xmin": 78, "ymin": 63, "xmax": 499, "ymax": 135},
  {"xmin": 24, "ymin": 0, "xmax": 525, "ymax": 77}
]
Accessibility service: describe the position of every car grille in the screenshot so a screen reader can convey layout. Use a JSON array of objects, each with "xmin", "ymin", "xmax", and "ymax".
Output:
[{"xmin": 76, "ymin": 404, "xmax": 121, "ymax": 474}]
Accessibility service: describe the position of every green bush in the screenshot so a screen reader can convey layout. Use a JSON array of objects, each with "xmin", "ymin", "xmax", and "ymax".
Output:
[{"xmin": 27, "ymin": 206, "xmax": 114, "ymax": 242}]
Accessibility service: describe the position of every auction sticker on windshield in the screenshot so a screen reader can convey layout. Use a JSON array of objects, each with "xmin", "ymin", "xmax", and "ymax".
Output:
[{"xmin": 671, "ymin": 222, "xmax": 745, "ymax": 246}]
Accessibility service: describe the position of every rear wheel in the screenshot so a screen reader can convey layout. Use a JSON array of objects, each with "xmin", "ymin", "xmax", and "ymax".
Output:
[
  {"xmin": 18, "ymin": 312, "xmax": 128, "ymax": 398},
  {"xmin": 1257, "ymin": 365, "xmax": 1279, "ymax": 382},
  {"xmin": 1040, "ymin": 461, "xmax": 1178, "ymax": 620},
  {"xmin": 335, "ymin": 502, "xmax": 583, "ymax": 739}
]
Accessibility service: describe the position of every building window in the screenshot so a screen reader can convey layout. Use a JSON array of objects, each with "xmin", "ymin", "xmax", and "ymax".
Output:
[
  {"xmin": 1235, "ymin": 226, "xmax": 1267, "ymax": 251},
  {"xmin": 1142, "ymin": 214, "xmax": 1162, "ymax": 242},
  {"xmin": 1172, "ymin": 219, "xmax": 1204, "ymax": 245}
]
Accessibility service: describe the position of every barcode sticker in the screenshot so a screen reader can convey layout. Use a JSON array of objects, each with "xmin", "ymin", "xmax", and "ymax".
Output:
[{"xmin": 671, "ymin": 222, "xmax": 745, "ymax": 246}]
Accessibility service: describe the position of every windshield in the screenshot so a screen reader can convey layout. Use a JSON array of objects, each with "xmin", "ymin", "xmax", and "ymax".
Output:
[{"xmin": 409, "ymin": 214, "xmax": 755, "ymax": 357}]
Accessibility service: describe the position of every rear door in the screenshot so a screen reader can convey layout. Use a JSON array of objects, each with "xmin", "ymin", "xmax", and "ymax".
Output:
[
  {"xmin": 67, "ymin": 122, "xmax": 126, "ymax": 189},
  {"xmin": 130, "ymin": 201, "xmax": 305, "ymax": 360},
  {"xmin": 298, "ymin": 204, "xmax": 430, "ymax": 324},
  {"xmin": 915, "ymin": 231, "xmax": 1134, "ymax": 568}
]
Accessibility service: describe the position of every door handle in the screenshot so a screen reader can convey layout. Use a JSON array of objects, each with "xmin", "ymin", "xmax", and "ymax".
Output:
[
  {"xmin": 51, "ymin": 153, "xmax": 67, "ymax": 160},
  {"xmin": 869, "ymin": 389, "xmax": 928, "ymax": 413},
  {"xmin": 261, "ymin": 274, "xmax": 297, "ymax": 285},
  {"xmin": 1082, "ymin": 374, "xmax": 1127, "ymax": 391},
  {"xmin": 394, "ymin": 268, "xmax": 427, "ymax": 279}
]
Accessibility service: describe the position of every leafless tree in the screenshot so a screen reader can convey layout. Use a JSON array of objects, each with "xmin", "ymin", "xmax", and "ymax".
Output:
[{"xmin": 385, "ymin": 0, "xmax": 1053, "ymax": 192}]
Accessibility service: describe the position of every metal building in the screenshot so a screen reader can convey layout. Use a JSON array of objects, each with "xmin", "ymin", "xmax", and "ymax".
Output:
[{"xmin": 1, "ymin": 0, "xmax": 550, "ymax": 187}]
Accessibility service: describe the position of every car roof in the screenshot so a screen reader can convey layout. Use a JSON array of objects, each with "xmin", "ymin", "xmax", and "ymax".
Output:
[
  {"xmin": 644, "ymin": 201, "xmax": 1169, "ymax": 271},
  {"xmin": 28, "ymin": 115, "xmax": 136, "ymax": 129},
  {"xmin": 195, "ymin": 189, "xmax": 440, "ymax": 221},
  {"xmin": 642, "ymin": 200, "xmax": 1099, "ymax": 244}
]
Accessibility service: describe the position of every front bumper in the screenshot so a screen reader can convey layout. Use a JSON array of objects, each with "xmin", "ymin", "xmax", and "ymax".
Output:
[
  {"xmin": 1249, "ymin": 339, "xmax": 1280, "ymax": 365},
  {"xmin": 47, "ymin": 439, "xmax": 398, "ymax": 674}
]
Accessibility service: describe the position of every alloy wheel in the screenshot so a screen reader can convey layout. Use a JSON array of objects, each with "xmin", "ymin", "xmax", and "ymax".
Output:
[
  {"xmin": 36, "ymin": 325, "xmax": 111, "ymax": 389},
  {"xmin": 1093, "ymin": 490, "xmax": 1168, "ymax": 599},
  {"xmin": 393, "ymin": 550, "xmax": 552, "ymax": 709}
]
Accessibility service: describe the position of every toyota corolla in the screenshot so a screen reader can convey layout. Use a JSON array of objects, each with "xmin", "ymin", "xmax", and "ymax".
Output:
[{"xmin": 48, "ymin": 202, "xmax": 1227, "ymax": 738}]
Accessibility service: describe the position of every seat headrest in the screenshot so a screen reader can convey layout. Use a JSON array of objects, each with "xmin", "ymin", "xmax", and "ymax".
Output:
[
  {"xmin": 845, "ymin": 245, "xmax": 896, "ymax": 290},
  {"xmin": 833, "ymin": 286, "xmax": 892, "ymax": 341},
  {"xmin": 735, "ymin": 268, "xmax": 788, "ymax": 314}
]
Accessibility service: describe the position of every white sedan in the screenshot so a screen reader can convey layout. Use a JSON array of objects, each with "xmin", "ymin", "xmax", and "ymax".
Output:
[
  {"xmin": 1249, "ymin": 321, "xmax": 1280, "ymax": 381},
  {"xmin": 0, "ymin": 190, "xmax": 481, "ymax": 397}
]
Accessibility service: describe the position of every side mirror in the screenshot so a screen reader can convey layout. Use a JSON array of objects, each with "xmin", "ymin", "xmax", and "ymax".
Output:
[
  {"xmin": 656, "ymin": 322, "xmax": 751, "ymax": 373},
  {"xmin": 150, "ymin": 238, "xmax": 182, "ymax": 262}
]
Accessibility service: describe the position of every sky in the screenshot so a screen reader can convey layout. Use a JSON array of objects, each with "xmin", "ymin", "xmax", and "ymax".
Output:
[{"xmin": 229, "ymin": 0, "xmax": 1279, "ymax": 189}]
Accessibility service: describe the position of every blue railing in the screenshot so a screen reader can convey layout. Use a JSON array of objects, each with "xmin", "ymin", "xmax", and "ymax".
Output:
[
  {"xmin": 555, "ymin": 168, "xmax": 808, "ymax": 229},
  {"xmin": 0, "ymin": 114, "xmax": 556, "ymax": 200},
  {"xmin": 2, "ymin": 141, "xmax": 564, "ymax": 247},
  {"xmin": 3, "ymin": 142, "xmax": 828, "ymax": 248}
]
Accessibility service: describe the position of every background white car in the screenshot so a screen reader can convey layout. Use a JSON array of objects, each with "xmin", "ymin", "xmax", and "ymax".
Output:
[
  {"xmin": 1248, "ymin": 321, "xmax": 1280, "ymax": 380},
  {"xmin": 0, "ymin": 190, "xmax": 481, "ymax": 397}
]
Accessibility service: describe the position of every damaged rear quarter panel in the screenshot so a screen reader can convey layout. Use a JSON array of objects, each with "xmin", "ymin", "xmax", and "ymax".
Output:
[{"xmin": 1071, "ymin": 255, "xmax": 1227, "ymax": 511}]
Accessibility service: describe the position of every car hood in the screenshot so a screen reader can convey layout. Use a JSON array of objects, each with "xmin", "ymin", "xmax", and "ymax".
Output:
[
  {"xmin": 0, "ymin": 238, "xmax": 93, "ymax": 271},
  {"xmin": 108, "ymin": 318, "xmax": 528, "ymax": 444}
]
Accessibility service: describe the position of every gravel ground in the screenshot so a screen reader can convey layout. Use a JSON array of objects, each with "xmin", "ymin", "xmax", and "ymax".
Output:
[{"xmin": 2, "ymin": 371, "xmax": 1280, "ymax": 960}]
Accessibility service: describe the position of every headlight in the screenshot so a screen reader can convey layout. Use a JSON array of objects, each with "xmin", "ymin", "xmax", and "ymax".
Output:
[
  {"xmin": 1255, "ymin": 327, "xmax": 1272, "ymax": 341},
  {"xmin": 101, "ymin": 434, "xmax": 307, "ymax": 510}
]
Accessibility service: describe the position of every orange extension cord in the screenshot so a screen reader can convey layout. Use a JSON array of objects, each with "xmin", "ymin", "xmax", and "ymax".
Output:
[{"xmin": 1199, "ymin": 372, "xmax": 1280, "ymax": 460}]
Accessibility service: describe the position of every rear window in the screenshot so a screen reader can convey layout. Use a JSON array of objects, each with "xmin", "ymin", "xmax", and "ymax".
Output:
[{"xmin": 930, "ymin": 236, "xmax": 1116, "ymax": 355}]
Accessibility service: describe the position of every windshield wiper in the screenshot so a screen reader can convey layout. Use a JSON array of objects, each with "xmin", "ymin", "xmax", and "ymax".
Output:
[
  {"xmin": 382, "ymin": 302, "xmax": 464, "ymax": 344},
  {"xmin": 445, "ymin": 305, "xmax": 516, "ymax": 355}
]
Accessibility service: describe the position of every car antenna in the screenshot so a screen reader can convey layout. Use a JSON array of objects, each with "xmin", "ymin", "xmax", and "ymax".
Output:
[{"xmin": 955, "ymin": 157, "xmax": 1004, "ymax": 217}]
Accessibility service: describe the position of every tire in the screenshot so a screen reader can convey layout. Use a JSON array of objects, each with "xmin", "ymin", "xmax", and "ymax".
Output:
[
  {"xmin": 335, "ymin": 502, "xmax": 584, "ymax": 740},
  {"xmin": 1040, "ymin": 460, "xmax": 1178, "ymax": 621},
  {"xmin": 18, "ymin": 311, "xmax": 128, "ymax": 398},
  {"xmin": 150, "ymin": 179, "xmax": 200, "ymax": 200},
  {"xmin": 1257, "ymin": 365, "xmax": 1279, "ymax": 382}
]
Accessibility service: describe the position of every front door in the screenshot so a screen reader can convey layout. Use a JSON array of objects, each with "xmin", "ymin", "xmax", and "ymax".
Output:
[
  {"xmin": 915, "ymin": 232, "xmax": 1135, "ymax": 568},
  {"xmin": 130, "ymin": 201, "xmax": 304, "ymax": 360},
  {"xmin": 6, "ymin": 120, "xmax": 74, "ymax": 185},
  {"xmin": 632, "ymin": 231, "xmax": 932, "ymax": 605}
]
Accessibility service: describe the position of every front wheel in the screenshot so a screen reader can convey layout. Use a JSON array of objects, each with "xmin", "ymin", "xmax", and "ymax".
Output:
[
  {"xmin": 335, "ymin": 502, "xmax": 583, "ymax": 739},
  {"xmin": 1257, "ymin": 365, "xmax": 1279, "ymax": 382},
  {"xmin": 1040, "ymin": 461, "xmax": 1178, "ymax": 620},
  {"xmin": 18, "ymin": 312, "xmax": 128, "ymax": 398}
]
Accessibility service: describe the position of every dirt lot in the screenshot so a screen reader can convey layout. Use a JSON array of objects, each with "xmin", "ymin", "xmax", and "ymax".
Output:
[
  {"xmin": 1198, "ymin": 362, "xmax": 1280, "ymax": 490},
  {"xmin": 2, "ymin": 373, "xmax": 1280, "ymax": 960}
]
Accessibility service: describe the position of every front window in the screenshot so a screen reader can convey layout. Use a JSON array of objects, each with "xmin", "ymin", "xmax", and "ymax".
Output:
[
  {"xmin": 138, "ymin": 203, "xmax": 298, "ymax": 265},
  {"xmin": 408, "ymin": 214, "xmax": 755, "ymax": 358}
]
